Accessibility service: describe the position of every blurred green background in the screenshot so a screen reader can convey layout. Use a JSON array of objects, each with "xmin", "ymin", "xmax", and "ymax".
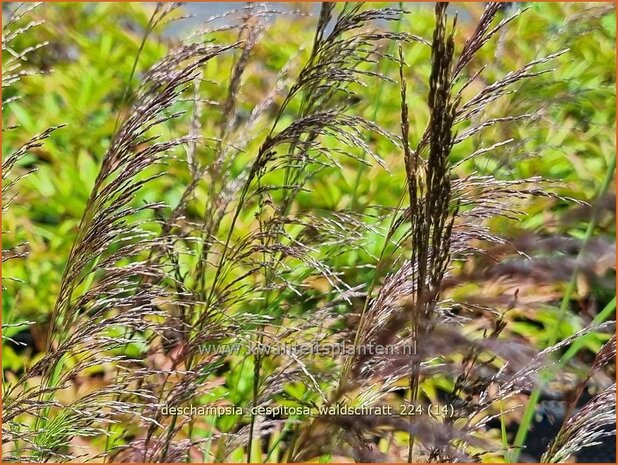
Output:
[{"xmin": 2, "ymin": 3, "xmax": 616, "ymax": 459}]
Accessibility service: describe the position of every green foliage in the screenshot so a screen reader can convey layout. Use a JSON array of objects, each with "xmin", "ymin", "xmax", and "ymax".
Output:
[
  {"xmin": 2, "ymin": 3, "xmax": 170, "ymax": 322},
  {"xmin": 2, "ymin": 2, "xmax": 615, "ymax": 463}
]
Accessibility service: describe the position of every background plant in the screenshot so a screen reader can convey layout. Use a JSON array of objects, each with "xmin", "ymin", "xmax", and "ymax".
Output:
[{"xmin": 2, "ymin": 2, "xmax": 615, "ymax": 463}]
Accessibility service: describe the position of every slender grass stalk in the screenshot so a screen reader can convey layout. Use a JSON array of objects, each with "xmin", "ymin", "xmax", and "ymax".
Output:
[
  {"xmin": 350, "ymin": 2, "xmax": 404, "ymax": 211},
  {"xmin": 112, "ymin": 3, "xmax": 171, "ymax": 135},
  {"xmin": 499, "ymin": 402, "xmax": 514, "ymax": 462},
  {"xmin": 3, "ymin": 3, "xmax": 614, "ymax": 462},
  {"xmin": 511, "ymin": 154, "xmax": 616, "ymax": 462}
]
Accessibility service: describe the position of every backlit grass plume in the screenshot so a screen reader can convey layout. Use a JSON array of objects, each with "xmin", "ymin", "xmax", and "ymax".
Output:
[{"xmin": 2, "ymin": 2, "xmax": 614, "ymax": 463}]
